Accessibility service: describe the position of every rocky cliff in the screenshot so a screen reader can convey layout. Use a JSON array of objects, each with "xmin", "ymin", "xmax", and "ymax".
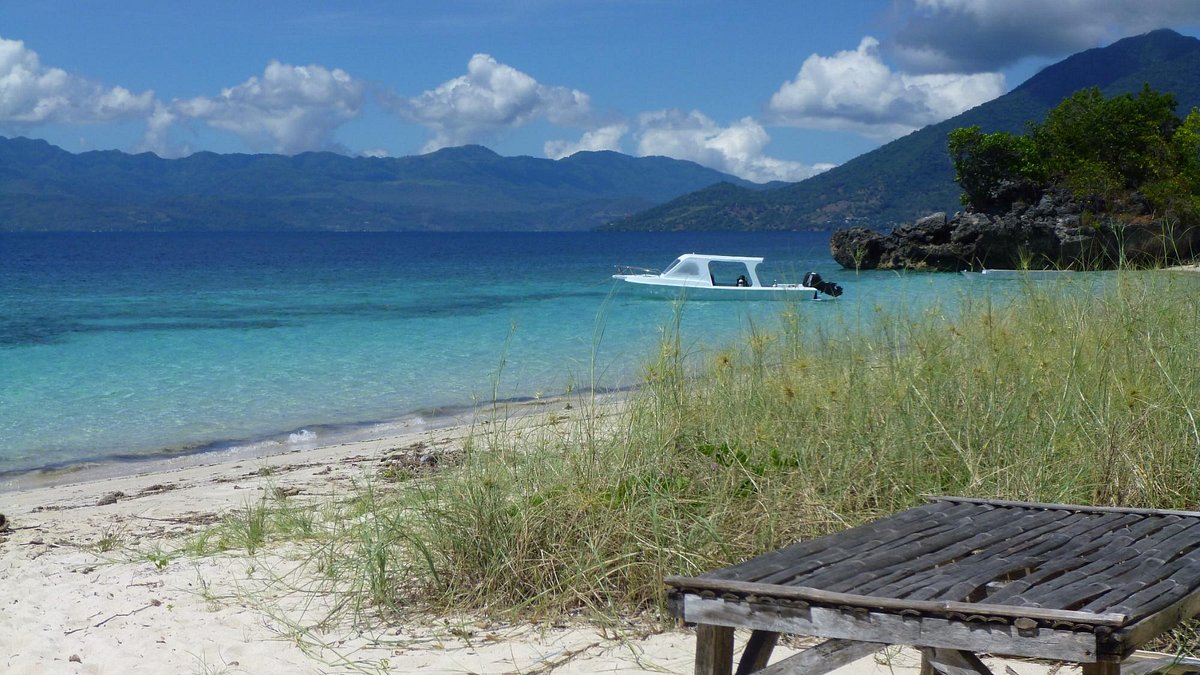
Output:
[{"xmin": 830, "ymin": 189, "xmax": 1200, "ymax": 271}]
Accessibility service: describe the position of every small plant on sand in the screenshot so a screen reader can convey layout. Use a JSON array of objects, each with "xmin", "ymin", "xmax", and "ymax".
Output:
[
  {"xmin": 91, "ymin": 526, "xmax": 123, "ymax": 553},
  {"xmin": 185, "ymin": 489, "xmax": 323, "ymax": 557},
  {"xmin": 144, "ymin": 548, "xmax": 172, "ymax": 570},
  {"xmin": 222, "ymin": 499, "xmax": 269, "ymax": 555}
]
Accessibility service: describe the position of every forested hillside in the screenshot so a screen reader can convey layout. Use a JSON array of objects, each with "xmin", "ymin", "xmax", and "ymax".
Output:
[{"xmin": 610, "ymin": 29, "xmax": 1200, "ymax": 231}]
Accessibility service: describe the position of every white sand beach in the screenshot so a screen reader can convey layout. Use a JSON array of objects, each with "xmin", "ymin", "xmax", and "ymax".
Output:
[{"xmin": 0, "ymin": 403, "xmax": 1075, "ymax": 675}]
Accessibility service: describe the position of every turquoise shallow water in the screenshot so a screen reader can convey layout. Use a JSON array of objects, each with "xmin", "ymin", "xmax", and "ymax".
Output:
[{"xmin": 0, "ymin": 231, "xmax": 971, "ymax": 482}]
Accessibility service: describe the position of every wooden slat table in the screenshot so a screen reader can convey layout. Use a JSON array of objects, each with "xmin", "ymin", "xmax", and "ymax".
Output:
[{"xmin": 666, "ymin": 497, "xmax": 1200, "ymax": 675}]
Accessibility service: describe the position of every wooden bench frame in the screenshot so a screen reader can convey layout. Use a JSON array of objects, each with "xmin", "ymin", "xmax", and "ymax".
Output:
[{"xmin": 667, "ymin": 497, "xmax": 1200, "ymax": 675}]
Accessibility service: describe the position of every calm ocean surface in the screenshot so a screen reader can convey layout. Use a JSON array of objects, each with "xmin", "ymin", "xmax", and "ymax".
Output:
[{"xmin": 0, "ymin": 230, "xmax": 968, "ymax": 484}]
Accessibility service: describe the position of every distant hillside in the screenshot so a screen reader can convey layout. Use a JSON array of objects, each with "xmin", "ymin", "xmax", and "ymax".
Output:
[
  {"xmin": 0, "ymin": 141, "xmax": 759, "ymax": 232},
  {"xmin": 610, "ymin": 29, "xmax": 1200, "ymax": 231}
]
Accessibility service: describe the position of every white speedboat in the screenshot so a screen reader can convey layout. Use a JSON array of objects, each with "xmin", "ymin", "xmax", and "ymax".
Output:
[
  {"xmin": 612, "ymin": 253, "xmax": 842, "ymax": 300},
  {"xmin": 960, "ymin": 268, "xmax": 1075, "ymax": 280}
]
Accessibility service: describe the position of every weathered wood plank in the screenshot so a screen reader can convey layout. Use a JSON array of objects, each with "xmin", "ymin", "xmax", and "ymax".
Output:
[
  {"xmin": 734, "ymin": 630, "xmax": 778, "ymax": 675},
  {"xmin": 981, "ymin": 518, "xmax": 1154, "ymax": 605},
  {"xmin": 715, "ymin": 529, "xmax": 947, "ymax": 588},
  {"xmin": 750, "ymin": 517, "xmax": 965, "ymax": 586},
  {"xmin": 873, "ymin": 511, "xmax": 1131, "ymax": 600},
  {"xmin": 802, "ymin": 502, "xmax": 1066, "ymax": 590},
  {"xmin": 695, "ymin": 624, "xmax": 735, "ymax": 675},
  {"xmin": 910, "ymin": 538, "xmax": 1140, "ymax": 606},
  {"xmin": 777, "ymin": 503, "xmax": 990, "ymax": 575},
  {"xmin": 1077, "ymin": 580, "xmax": 1154, "ymax": 618},
  {"xmin": 1013, "ymin": 547, "xmax": 1151, "ymax": 609},
  {"xmin": 921, "ymin": 647, "xmax": 995, "ymax": 675},
  {"xmin": 702, "ymin": 502, "xmax": 958, "ymax": 583},
  {"xmin": 1010, "ymin": 517, "xmax": 1196, "ymax": 607},
  {"xmin": 1097, "ymin": 544, "xmax": 1200, "ymax": 618},
  {"xmin": 1116, "ymin": 576, "xmax": 1200, "ymax": 649},
  {"xmin": 1053, "ymin": 548, "xmax": 1200, "ymax": 616},
  {"xmin": 918, "ymin": 556, "xmax": 1043, "ymax": 603},
  {"xmin": 1026, "ymin": 520, "xmax": 1200, "ymax": 612},
  {"xmin": 663, "ymin": 577, "xmax": 1129, "ymax": 626},
  {"xmin": 1113, "ymin": 517, "xmax": 1197, "ymax": 553},
  {"xmin": 927, "ymin": 496, "xmax": 1200, "ymax": 519},
  {"xmin": 681, "ymin": 594, "xmax": 1103, "ymax": 662},
  {"xmin": 870, "ymin": 511, "xmax": 1147, "ymax": 601},
  {"xmin": 1123, "ymin": 650, "xmax": 1200, "ymax": 675},
  {"xmin": 857, "ymin": 510, "xmax": 1078, "ymax": 596},
  {"xmin": 1108, "ymin": 551, "xmax": 1200, "ymax": 618},
  {"xmin": 802, "ymin": 510, "xmax": 1043, "ymax": 591},
  {"xmin": 753, "ymin": 639, "xmax": 886, "ymax": 675}
]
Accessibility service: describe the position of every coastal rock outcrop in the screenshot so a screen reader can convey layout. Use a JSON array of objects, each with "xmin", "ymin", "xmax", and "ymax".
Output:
[{"xmin": 830, "ymin": 189, "xmax": 1200, "ymax": 271}]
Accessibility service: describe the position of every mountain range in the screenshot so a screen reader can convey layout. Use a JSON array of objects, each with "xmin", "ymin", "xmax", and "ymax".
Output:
[
  {"xmin": 610, "ymin": 29, "xmax": 1200, "ymax": 231},
  {"xmin": 3, "ymin": 29, "xmax": 1199, "ymax": 233},
  {"xmin": 0, "ymin": 140, "xmax": 768, "ymax": 232}
]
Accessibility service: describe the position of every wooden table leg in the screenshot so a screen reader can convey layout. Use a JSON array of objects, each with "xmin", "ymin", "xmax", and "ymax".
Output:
[
  {"xmin": 921, "ymin": 649, "xmax": 935, "ymax": 675},
  {"xmin": 735, "ymin": 630, "xmax": 779, "ymax": 674},
  {"xmin": 921, "ymin": 647, "xmax": 995, "ymax": 675},
  {"xmin": 695, "ymin": 624, "xmax": 735, "ymax": 675},
  {"xmin": 1081, "ymin": 660, "xmax": 1121, "ymax": 675}
]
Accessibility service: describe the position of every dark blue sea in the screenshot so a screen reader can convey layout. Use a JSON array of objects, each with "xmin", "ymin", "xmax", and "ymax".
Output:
[{"xmin": 0, "ymin": 230, "xmax": 960, "ymax": 485}]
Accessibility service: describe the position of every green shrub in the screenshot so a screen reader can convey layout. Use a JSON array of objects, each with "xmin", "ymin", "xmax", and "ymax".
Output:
[{"xmin": 951, "ymin": 85, "xmax": 1200, "ymax": 225}]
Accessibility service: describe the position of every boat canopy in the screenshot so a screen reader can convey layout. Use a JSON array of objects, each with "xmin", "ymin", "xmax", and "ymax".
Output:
[{"xmin": 661, "ymin": 253, "xmax": 764, "ymax": 287}]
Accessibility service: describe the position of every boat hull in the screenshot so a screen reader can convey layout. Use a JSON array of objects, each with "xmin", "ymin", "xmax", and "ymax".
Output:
[{"xmin": 614, "ymin": 276, "xmax": 823, "ymax": 300}]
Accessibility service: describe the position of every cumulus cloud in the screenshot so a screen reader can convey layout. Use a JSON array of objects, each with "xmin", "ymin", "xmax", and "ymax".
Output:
[
  {"xmin": 150, "ymin": 60, "xmax": 365, "ymax": 156},
  {"xmin": 544, "ymin": 123, "xmax": 627, "ymax": 159},
  {"xmin": 767, "ymin": 37, "xmax": 1004, "ymax": 140},
  {"xmin": 392, "ymin": 53, "xmax": 592, "ymax": 153},
  {"xmin": 137, "ymin": 102, "xmax": 186, "ymax": 157},
  {"xmin": 0, "ymin": 36, "xmax": 153, "ymax": 128},
  {"xmin": 892, "ymin": 0, "xmax": 1200, "ymax": 72},
  {"xmin": 636, "ymin": 109, "xmax": 831, "ymax": 183}
]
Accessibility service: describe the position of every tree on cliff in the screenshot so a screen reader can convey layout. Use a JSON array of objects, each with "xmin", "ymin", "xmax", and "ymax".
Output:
[
  {"xmin": 830, "ymin": 85, "xmax": 1200, "ymax": 273},
  {"xmin": 948, "ymin": 85, "xmax": 1200, "ymax": 224}
]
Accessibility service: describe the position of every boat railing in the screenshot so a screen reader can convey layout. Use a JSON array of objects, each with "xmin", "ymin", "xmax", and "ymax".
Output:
[{"xmin": 614, "ymin": 264, "xmax": 659, "ymax": 275}]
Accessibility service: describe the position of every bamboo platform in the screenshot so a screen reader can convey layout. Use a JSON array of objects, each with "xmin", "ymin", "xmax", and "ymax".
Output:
[{"xmin": 666, "ymin": 497, "xmax": 1200, "ymax": 675}]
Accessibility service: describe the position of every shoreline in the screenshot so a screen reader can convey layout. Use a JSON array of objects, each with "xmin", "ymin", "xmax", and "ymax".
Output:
[
  {"xmin": 0, "ymin": 409, "xmax": 454, "ymax": 494},
  {"xmin": 0, "ymin": 389, "xmax": 628, "ymax": 494}
]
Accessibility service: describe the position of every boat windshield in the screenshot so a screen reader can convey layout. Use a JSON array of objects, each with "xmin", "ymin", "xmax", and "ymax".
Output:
[
  {"xmin": 662, "ymin": 258, "xmax": 703, "ymax": 279},
  {"xmin": 661, "ymin": 256, "xmax": 685, "ymax": 275}
]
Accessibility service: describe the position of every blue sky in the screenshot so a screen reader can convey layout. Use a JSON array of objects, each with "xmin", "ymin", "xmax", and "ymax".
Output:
[{"xmin": 3, "ymin": 1, "xmax": 1200, "ymax": 182}]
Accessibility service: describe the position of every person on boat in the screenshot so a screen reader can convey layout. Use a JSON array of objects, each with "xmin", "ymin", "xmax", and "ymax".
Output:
[{"xmin": 736, "ymin": 275, "xmax": 748, "ymax": 287}]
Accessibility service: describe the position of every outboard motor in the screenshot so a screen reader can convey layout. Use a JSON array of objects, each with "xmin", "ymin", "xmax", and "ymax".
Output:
[{"xmin": 803, "ymin": 271, "xmax": 843, "ymax": 298}]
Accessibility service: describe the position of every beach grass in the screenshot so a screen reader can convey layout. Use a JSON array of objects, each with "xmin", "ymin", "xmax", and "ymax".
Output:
[{"xmin": 187, "ymin": 269, "xmax": 1200, "ymax": 644}]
